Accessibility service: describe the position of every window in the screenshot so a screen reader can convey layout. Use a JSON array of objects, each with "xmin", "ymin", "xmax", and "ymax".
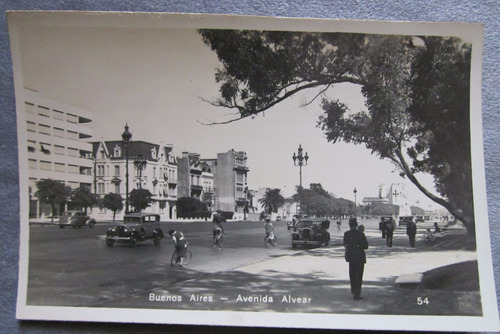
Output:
[
  {"xmin": 68, "ymin": 164, "xmax": 79, "ymax": 174},
  {"xmin": 54, "ymin": 145, "xmax": 65, "ymax": 155},
  {"xmin": 40, "ymin": 161, "xmax": 51, "ymax": 170},
  {"xmin": 38, "ymin": 124, "xmax": 51, "ymax": 135},
  {"xmin": 114, "ymin": 183, "xmax": 120, "ymax": 194},
  {"xmin": 54, "ymin": 127, "xmax": 65, "ymax": 137},
  {"xmin": 97, "ymin": 182, "xmax": 105, "ymax": 194},
  {"xmin": 67, "ymin": 130, "xmax": 78, "ymax": 140},
  {"xmin": 27, "ymin": 121, "xmax": 36, "ymax": 133},
  {"xmin": 25, "ymin": 102, "xmax": 35, "ymax": 114},
  {"xmin": 54, "ymin": 163, "xmax": 65, "ymax": 172},
  {"xmin": 97, "ymin": 165, "xmax": 105, "ymax": 176},
  {"xmin": 67, "ymin": 113, "xmax": 78, "ymax": 124},
  {"xmin": 53, "ymin": 109, "xmax": 64, "ymax": 121},
  {"xmin": 37, "ymin": 106, "xmax": 50, "ymax": 118},
  {"xmin": 113, "ymin": 145, "xmax": 121, "ymax": 158},
  {"xmin": 27, "ymin": 140, "xmax": 36, "ymax": 153},
  {"xmin": 68, "ymin": 181, "xmax": 79, "ymax": 189},
  {"xmin": 40, "ymin": 143, "xmax": 51, "ymax": 154},
  {"xmin": 28, "ymin": 159, "xmax": 37, "ymax": 169},
  {"xmin": 114, "ymin": 165, "xmax": 120, "ymax": 176},
  {"xmin": 68, "ymin": 147, "xmax": 79, "ymax": 157}
]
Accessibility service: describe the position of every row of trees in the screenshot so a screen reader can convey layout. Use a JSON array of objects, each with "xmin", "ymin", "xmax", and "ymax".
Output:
[
  {"xmin": 34, "ymin": 179, "xmax": 154, "ymax": 222},
  {"xmin": 199, "ymin": 30, "xmax": 475, "ymax": 237},
  {"xmin": 257, "ymin": 183, "xmax": 425, "ymax": 218}
]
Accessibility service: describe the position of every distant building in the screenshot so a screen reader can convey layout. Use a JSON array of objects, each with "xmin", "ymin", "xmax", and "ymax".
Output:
[
  {"xmin": 92, "ymin": 140, "xmax": 178, "ymax": 220},
  {"xmin": 177, "ymin": 152, "xmax": 207, "ymax": 200},
  {"xmin": 24, "ymin": 89, "xmax": 93, "ymax": 219},
  {"xmin": 362, "ymin": 183, "xmax": 410, "ymax": 216},
  {"xmin": 202, "ymin": 149, "xmax": 250, "ymax": 214}
]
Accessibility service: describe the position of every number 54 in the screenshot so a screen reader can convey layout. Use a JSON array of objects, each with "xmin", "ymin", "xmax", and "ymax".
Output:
[{"xmin": 417, "ymin": 297, "xmax": 429, "ymax": 305}]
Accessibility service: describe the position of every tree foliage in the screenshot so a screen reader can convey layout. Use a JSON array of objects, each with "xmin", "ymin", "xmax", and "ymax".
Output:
[
  {"xmin": 102, "ymin": 193, "xmax": 124, "ymax": 222},
  {"xmin": 177, "ymin": 197, "xmax": 209, "ymax": 218},
  {"xmin": 34, "ymin": 179, "xmax": 72, "ymax": 223},
  {"xmin": 293, "ymin": 183, "xmax": 354, "ymax": 217},
  {"xmin": 199, "ymin": 30, "xmax": 475, "ymax": 236},
  {"xmin": 129, "ymin": 188, "xmax": 153, "ymax": 212},
  {"xmin": 258, "ymin": 188, "xmax": 285, "ymax": 214},
  {"xmin": 70, "ymin": 185, "xmax": 99, "ymax": 213}
]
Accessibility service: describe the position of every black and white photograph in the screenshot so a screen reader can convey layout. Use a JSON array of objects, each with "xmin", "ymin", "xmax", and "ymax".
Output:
[{"xmin": 8, "ymin": 10, "xmax": 500, "ymax": 332}]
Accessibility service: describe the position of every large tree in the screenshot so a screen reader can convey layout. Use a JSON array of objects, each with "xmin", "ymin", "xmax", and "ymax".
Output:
[
  {"xmin": 199, "ymin": 30, "xmax": 475, "ymax": 236},
  {"xmin": 35, "ymin": 179, "xmax": 72, "ymax": 223},
  {"xmin": 102, "ymin": 193, "xmax": 124, "ymax": 222},
  {"xmin": 129, "ymin": 188, "xmax": 153, "ymax": 212},
  {"xmin": 259, "ymin": 188, "xmax": 285, "ymax": 214}
]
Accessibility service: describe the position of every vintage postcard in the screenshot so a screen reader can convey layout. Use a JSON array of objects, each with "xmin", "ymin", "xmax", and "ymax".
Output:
[{"xmin": 9, "ymin": 11, "xmax": 499, "ymax": 331}]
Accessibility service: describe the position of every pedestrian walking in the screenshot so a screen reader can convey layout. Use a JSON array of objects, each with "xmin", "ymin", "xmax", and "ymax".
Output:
[
  {"xmin": 343, "ymin": 217, "xmax": 369, "ymax": 300},
  {"xmin": 384, "ymin": 218, "xmax": 395, "ymax": 247},
  {"xmin": 406, "ymin": 219, "xmax": 417, "ymax": 248}
]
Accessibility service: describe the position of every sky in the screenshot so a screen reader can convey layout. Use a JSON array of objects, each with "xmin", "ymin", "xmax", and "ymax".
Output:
[{"xmin": 17, "ymin": 17, "xmax": 442, "ymax": 210}]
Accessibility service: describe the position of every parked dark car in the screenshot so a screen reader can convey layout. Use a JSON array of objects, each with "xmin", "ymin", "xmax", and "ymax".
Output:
[
  {"xmin": 291, "ymin": 218, "xmax": 330, "ymax": 248},
  {"xmin": 58, "ymin": 210, "xmax": 96, "ymax": 228},
  {"xmin": 415, "ymin": 215, "xmax": 425, "ymax": 223},
  {"xmin": 399, "ymin": 216, "xmax": 414, "ymax": 226},
  {"xmin": 288, "ymin": 213, "xmax": 308, "ymax": 230},
  {"xmin": 105, "ymin": 213, "xmax": 164, "ymax": 247}
]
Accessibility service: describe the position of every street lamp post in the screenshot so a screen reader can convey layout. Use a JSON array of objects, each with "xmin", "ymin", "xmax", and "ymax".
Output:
[
  {"xmin": 121, "ymin": 124, "xmax": 132, "ymax": 213},
  {"xmin": 353, "ymin": 187, "xmax": 357, "ymax": 217},
  {"xmin": 292, "ymin": 144, "xmax": 309, "ymax": 213},
  {"xmin": 134, "ymin": 154, "xmax": 147, "ymax": 212}
]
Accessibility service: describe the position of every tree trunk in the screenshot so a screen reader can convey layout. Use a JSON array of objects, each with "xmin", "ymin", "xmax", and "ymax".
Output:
[
  {"xmin": 394, "ymin": 148, "xmax": 475, "ymax": 237},
  {"xmin": 50, "ymin": 203, "xmax": 55, "ymax": 224}
]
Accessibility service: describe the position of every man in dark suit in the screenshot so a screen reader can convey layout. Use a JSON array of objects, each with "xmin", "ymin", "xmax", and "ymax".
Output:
[
  {"xmin": 384, "ymin": 218, "xmax": 395, "ymax": 247},
  {"xmin": 343, "ymin": 217, "xmax": 369, "ymax": 300},
  {"xmin": 406, "ymin": 219, "xmax": 417, "ymax": 248}
]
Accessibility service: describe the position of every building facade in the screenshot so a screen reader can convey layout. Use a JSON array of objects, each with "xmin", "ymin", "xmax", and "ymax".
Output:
[
  {"xmin": 92, "ymin": 140, "xmax": 178, "ymax": 220},
  {"xmin": 203, "ymin": 149, "xmax": 250, "ymax": 214},
  {"xmin": 24, "ymin": 89, "xmax": 94, "ymax": 219}
]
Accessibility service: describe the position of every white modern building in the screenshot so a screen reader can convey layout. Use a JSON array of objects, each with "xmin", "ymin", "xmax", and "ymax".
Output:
[{"xmin": 24, "ymin": 88, "xmax": 94, "ymax": 219}]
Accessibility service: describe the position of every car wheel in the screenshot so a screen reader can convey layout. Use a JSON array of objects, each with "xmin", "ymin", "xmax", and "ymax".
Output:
[
  {"xmin": 106, "ymin": 239, "xmax": 115, "ymax": 247},
  {"xmin": 88, "ymin": 220, "xmax": 96, "ymax": 228},
  {"xmin": 130, "ymin": 236, "xmax": 137, "ymax": 247},
  {"xmin": 59, "ymin": 225, "xmax": 64, "ymax": 229}
]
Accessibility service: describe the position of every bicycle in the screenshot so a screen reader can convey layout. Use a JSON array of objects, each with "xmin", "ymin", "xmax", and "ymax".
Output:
[
  {"xmin": 171, "ymin": 249, "xmax": 192, "ymax": 267},
  {"xmin": 213, "ymin": 229, "xmax": 224, "ymax": 249},
  {"xmin": 264, "ymin": 231, "xmax": 277, "ymax": 248},
  {"xmin": 420, "ymin": 232, "xmax": 434, "ymax": 247}
]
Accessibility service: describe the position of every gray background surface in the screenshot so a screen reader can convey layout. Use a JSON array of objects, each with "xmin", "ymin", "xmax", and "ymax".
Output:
[{"xmin": 0, "ymin": 1, "xmax": 498, "ymax": 333}]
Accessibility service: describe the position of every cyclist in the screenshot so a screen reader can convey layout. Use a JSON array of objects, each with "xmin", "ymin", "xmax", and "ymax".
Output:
[
  {"xmin": 264, "ymin": 217, "xmax": 274, "ymax": 240},
  {"xmin": 168, "ymin": 229, "xmax": 188, "ymax": 266},
  {"xmin": 212, "ymin": 214, "xmax": 225, "ymax": 246}
]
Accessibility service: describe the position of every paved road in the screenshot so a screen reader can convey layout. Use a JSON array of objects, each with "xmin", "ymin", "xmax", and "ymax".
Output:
[
  {"xmin": 27, "ymin": 219, "xmax": 297, "ymax": 306},
  {"xmin": 25, "ymin": 218, "xmax": 479, "ymax": 316}
]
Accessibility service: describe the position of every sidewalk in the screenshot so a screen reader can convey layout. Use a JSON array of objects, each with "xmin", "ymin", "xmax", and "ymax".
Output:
[{"xmin": 102, "ymin": 228, "xmax": 480, "ymax": 316}]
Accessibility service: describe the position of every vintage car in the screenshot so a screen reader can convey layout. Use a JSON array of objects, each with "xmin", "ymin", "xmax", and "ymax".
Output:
[
  {"xmin": 58, "ymin": 210, "xmax": 96, "ymax": 228},
  {"xmin": 288, "ymin": 213, "xmax": 308, "ymax": 230},
  {"xmin": 105, "ymin": 213, "xmax": 164, "ymax": 247},
  {"xmin": 398, "ymin": 216, "xmax": 414, "ymax": 226},
  {"xmin": 291, "ymin": 218, "xmax": 330, "ymax": 248}
]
